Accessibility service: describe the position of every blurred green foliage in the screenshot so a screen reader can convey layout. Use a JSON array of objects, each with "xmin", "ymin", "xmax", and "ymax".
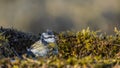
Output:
[{"xmin": 0, "ymin": 27, "xmax": 120, "ymax": 68}]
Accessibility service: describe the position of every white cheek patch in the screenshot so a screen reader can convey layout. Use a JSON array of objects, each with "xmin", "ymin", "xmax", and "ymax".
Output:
[
  {"xmin": 42, "ymin": 33, "xmax": 49, "ymax": 38},
  {"xmin": 44, "ymin": 38, "xmax": 56, "ymax": 43}
]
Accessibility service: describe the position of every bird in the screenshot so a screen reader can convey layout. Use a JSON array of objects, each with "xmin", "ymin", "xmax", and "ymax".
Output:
[{"xmin": 27, "ymin": 29, "xmax": 58, "ymax": 57}]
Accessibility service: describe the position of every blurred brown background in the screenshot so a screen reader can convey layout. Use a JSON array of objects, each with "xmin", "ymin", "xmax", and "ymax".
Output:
[{"xmin": 0, "ymin": 0, "xmax": 120, "ymax": 34}]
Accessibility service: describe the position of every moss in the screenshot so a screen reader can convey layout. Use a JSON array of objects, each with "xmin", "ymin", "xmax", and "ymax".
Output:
[{"xmin": 0, "ymin": 27, "xmax": 120, "ymax": 68}]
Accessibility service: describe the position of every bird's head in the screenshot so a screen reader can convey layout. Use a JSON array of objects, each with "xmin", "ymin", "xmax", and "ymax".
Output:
[
  {"xmin": 41, "ymin": 29, "xmax": 58, "ymax": 55},
  {"xmin": 41, "ymin": 29, "xmax": 57, "ymax": 44}
]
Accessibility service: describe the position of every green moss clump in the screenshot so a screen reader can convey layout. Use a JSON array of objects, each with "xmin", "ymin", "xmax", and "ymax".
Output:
[{"xmin": 57, "ymin": 28, "xmax": 120, "ymax": 58}]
